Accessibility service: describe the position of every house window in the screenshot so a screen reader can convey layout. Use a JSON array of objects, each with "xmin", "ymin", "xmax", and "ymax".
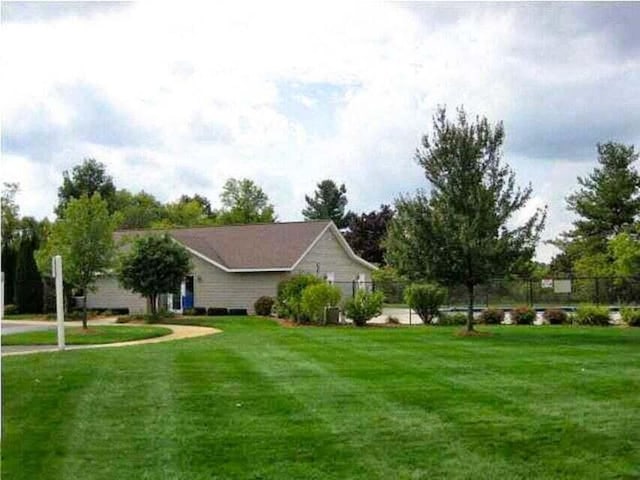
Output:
[{"xmin": 326, "ymin": 272, "xmax": 335, "ymax": 284}]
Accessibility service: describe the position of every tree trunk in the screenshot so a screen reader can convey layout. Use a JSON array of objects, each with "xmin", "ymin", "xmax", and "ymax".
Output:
[
  {"xmin": 149, "ymin": 294, "xmax": 157, "ymax": 315},
  {"xmin": 82, "ymin": 294, "xmax": 88, "ymax": 329},
  {"xmin": 466, "ymin": 283, "xmax": 475, "ymax": 332}
]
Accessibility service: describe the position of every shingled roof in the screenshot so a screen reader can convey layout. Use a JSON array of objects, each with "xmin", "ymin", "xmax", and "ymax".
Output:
[{"xmin": 115, "ymin": 220, "xmax": 371, "ymax": 272}]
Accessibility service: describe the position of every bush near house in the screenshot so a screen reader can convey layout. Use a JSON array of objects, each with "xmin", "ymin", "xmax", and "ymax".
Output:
[
  {"xmin": 300, "ymin": 283, "xmax": 341, "ymax": 324},
  {"xmin": 574, "ymin": 304, "xmax": 611, "ymax": 326},
  {"xmin": 403, "ymin": 283, "xmax": 447, "ymax": 324},
  {"xmin": 511, "ymin": 306, "xmax": 536, "ymax": 325},
  {"xmin": 184, "ymin": 307, "xmax": 207, "ymax": 316},
  {"xmin": 543, "ymin": 309, "xmax": 568, "ymax": 325},
  {"xmin": 621, "ymin": 307, "xmax": 640, "ymax": 327},
  {"xmin": 344, "ymin": 290, "xmax": 384, "ymax": 327},
  {"xmin": 4, "ymin": 304, "xmax": 18, "ymax": 315},
  {"xmin": 478, "ymin": 308, "xmax": 505, "ymax": 325},
  {"xmin": 276, "ymin": 274, "xmax": 322, "ymax": 322},
  {"xmin": 254, "ymin": 296, "xmax": 275, "ymax": 316},
  {"xmin": 207, "ymin": 307, "xmax": 228, "ymax": 316}
]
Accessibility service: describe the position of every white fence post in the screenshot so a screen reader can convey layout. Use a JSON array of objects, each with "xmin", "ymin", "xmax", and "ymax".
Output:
[{"xmin": 53, "ymin": 256, "xmax": 65, "ymax": 350}]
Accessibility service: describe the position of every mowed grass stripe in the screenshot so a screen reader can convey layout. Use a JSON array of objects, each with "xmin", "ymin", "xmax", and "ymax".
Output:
[
  {"xmin": 52, "ymin": 346, "xmax": 186, "ymax": 480},
  {"xmin": 1, "ymin": 352, "xmax": 104, "ymax": 480}
]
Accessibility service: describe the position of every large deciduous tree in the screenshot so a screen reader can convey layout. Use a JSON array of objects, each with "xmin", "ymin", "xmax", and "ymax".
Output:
[
  {"xmin": 385, "ymin": 107, "xmax": 546, "ymax": 331},
  {"xmin": 113, "ymin": 190, "xmax": 164, "ymax": 229},
  {"xmin": 302, "ymin": 179, "xmax": 350, "ymax": 228},
  {"xmin": 343, "ymin": 204, "xmax": 394, "ymax": 264},
  {"xmin": 38, "ymin": 194, "xmax": 117, "ymax": 328},
  {"xmin": 117, "ymin": 234, "xmax": 191, "ymax": 315},
  {"xmin": 56, "ymin": 158, "xmax": 117, "ymax": 216},
  {"xmin": 218, "ymin": 178, "xmax": 276, "ymax": 224}
]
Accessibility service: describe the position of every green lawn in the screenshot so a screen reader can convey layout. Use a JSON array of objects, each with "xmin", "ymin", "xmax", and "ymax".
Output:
[
  {"xmin": 3, "ymin": 317, "xmax": 639, "ymax": 479},
  {"xmin": 2, "ymin": 325, "xmax": 172, "ymax": 346}
]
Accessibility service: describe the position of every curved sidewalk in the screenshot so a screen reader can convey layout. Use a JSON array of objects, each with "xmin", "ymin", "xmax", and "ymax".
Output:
[{"xmin": 1, "ymin": 318, "xmax": 221, "ymax": 357}]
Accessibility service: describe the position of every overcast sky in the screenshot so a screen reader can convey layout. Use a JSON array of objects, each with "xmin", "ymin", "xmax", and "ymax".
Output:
[{"xmin": 2, "ymin": 1, "xmax": 639, "ymax": 261}]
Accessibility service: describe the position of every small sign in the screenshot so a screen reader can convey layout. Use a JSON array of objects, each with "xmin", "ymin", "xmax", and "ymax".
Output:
[
  {"xmin": 554, "ymin": 279, "xmax": 572, "ymax": 294},
  {"xmin": 541, "ymin": 278, "xmax": 553, "ymax": 289}
]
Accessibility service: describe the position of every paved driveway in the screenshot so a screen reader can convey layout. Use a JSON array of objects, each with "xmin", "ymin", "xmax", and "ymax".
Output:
[{"xmin": 1, "ymin": 322, "xmax": 55, "ymax": 336}]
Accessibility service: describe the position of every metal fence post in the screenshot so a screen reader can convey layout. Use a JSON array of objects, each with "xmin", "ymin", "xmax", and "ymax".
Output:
[{"xmin": 352, "ymin": 280, "xmax": 356, "ymax": 298}]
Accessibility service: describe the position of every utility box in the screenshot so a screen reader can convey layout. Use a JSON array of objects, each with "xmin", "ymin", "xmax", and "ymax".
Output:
[{"xmin": 324, "ymin": 307, "xmax": 340, "ymax": 325}]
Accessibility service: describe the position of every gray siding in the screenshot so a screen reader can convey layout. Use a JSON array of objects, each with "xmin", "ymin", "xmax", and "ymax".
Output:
[
  {"xmin": 86, "ymin": 276, "xmax": 147, "ymax": 313},
  {"xmin": 294, "ymin": 228, "xmax": 373, "ymax": 298},
  {"xmin": 191, "ymin": 255, "xmax": 287, "ymax": 312}
]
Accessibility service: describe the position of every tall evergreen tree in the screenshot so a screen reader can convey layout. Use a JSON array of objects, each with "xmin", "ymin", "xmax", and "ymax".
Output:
[
  {"xmin": 302, "ymin": 180, "xmax": 350, "ymax": 228},
  {"xmin": 14, "ymin": 218, "xmax": 43, "ymax": 313},
  {"xmin": 552, "ymin": 142, "xmax": 639, "ymax": 276},
  {"xmin": 566, "ymin": 142, "xmax": 639, "ymax": 242},
  {"xmin": 2, "ymin": 182, "xmax": 20, "ymax": 305},
  {"xmin": 385, "ymin": 107, "xmax": 546, "ymax": 331}
]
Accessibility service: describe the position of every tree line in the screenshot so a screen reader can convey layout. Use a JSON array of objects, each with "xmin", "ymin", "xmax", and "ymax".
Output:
[
  {"xmin": 2, "ymin": 106, "xmax": 638, "ymax": 332},
  {"xmin": 0, "ymin": 161, "xmax": 394, "ymax": 316}
]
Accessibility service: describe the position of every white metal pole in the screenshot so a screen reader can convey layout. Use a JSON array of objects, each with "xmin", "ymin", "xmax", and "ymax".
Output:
[{"xmin": 54, "ymin": 256, "xmax": 65, "ymax": 351}]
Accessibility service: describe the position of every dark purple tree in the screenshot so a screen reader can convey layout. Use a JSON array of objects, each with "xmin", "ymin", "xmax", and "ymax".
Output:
[{"xmin": 343, "ymin": 205, "xmax": 394, "ymax": 265}]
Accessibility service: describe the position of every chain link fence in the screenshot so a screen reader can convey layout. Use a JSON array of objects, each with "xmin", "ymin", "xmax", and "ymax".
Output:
[{"xmin": 335, "ymin": 276, "xmax": 640, "ymax": 308}]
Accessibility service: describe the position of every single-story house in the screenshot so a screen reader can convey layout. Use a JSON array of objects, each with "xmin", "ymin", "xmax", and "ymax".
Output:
[{"xmin": 87, "ymin": 220, "xmax": 376, "ymax": 314}]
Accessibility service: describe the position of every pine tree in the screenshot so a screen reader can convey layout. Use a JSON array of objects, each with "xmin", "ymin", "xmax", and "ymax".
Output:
[{"xmin": 302, "ymin": 180, "xmax": 350, "ymax": 228}]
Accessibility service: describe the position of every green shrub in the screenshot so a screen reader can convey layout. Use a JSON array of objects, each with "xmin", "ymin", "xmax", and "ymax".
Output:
[
  {"xmin": 207, "ymin": 307, "xmax": 228, "ymax": 316},
  {"xmin": 621, "ymin": 307, "xmax": 640, "ymax": 327},
  {"xmin": 543, "ymin": 309, "xmax": 568, "ymax": 325},
  {"xmin": 511, "ymin": 306, "xmax": 536, "ymax": 325},
  {"xmin": 183, "ymin": 308, "xmax": 197, "ymax": 316},
  {"xmin": 344, "ymin": 290, "xmax": 384, "ymax": 327},
  {"xmin": 300, "ymin": 283, "xmax": 342, "ymax": 324},
  {"xmin": 478, "ymin": 308, "xmax": 504, "ymax": 325},
  {"xmin": 4, "ymin": 304, "xmax": 18, "ymax": 315},
  {"xmin": 574, "ymin": 304, "xmax": 610, "ymax": 326},
  {"xmin": 254, "ymin": 296, "xmax": 275, "ymax": 316},
  {"xmin": 276, "ymin": 274, "xmax": 322, "ymax": 322},
  {"xmin": 403, "ymin": 283, "xmax": 447, "ymax": 324},
  {"xmin": 437, "ymin": 312, "xmax": 468, "ymax": 326}
]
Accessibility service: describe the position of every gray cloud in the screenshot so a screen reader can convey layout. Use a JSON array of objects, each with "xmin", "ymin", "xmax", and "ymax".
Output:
[
  {"xmin": 1, "ymin": 1, "xmax": 131, "ymax": 23},
  {"xmin": 2, "ymin": 83, "xmax": 158, "ymax": 161},
  {"xmin": 505, "ymin": 69, "xmax": 640, "ymax": 160}
]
